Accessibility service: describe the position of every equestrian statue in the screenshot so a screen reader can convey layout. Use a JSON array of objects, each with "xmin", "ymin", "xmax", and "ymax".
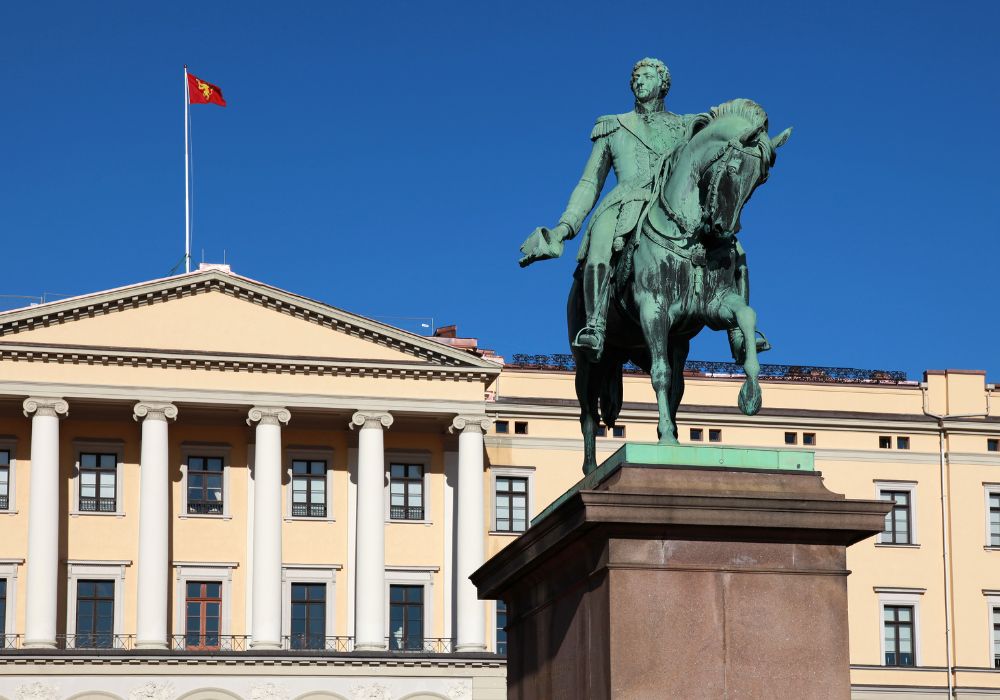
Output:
[{"xmin": 519, "ymin": 58, "xmax": 791, "ymax": 474}]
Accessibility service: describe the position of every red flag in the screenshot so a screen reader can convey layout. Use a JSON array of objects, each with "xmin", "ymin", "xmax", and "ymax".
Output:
[{"xmin": 187, "ymin": 73, "xmax": 226, "ymax": 107}]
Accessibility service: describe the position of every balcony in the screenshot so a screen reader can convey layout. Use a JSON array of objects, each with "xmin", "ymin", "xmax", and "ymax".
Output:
[
  {"xmin": 389, "ymin": 505, "xmax": 424, "ymax": 521},
  {"xmin": 78, "ymin": 497, "xmax": 116, "ymax": 513},
  {"xmin": 291, "ymin": 503, "xmax": 327, "ymax": 518},
  {"xmin": 0, "ymin": 635, "xmax": 483, "ymax": 656}
]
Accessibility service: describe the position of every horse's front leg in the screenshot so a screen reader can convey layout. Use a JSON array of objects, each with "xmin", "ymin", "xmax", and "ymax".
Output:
[
  {"xmin": 576, "ymin": 363, "xmax": 599, "ymax": 474},
  {"xmin": 638, "ymin": 301, "xmax": 677, "ymax": 443},
  {"xmin": 722, "ymin": 293, "xmax": 762, "ymax": 416}
]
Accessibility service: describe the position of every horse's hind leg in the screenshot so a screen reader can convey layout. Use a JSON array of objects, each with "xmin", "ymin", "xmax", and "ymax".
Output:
[
  {"xmin": 576, "ymin": 362, "xmax": 600, "ymax": 474},
  {"xmin": 638, "ymin": 304, "xmax": 678, "ymax": 444},
  {"xmin": 667, "ymin": 335, "xmax": 692, "ymax": 440}
]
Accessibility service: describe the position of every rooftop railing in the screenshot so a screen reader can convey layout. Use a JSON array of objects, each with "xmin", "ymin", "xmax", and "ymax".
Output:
[{"xmin": 507, "ymin": 354, "xmax": 909, "ymax": 384}]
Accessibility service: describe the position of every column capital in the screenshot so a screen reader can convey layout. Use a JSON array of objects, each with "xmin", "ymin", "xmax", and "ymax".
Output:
[
  {"xmin": 247, "ymin": 406, "xmax": 291, "ymax": 427},
  {"xmin": 350, "ymin": 411, "xmax": 393, "ymax": 431},
  {"xmin": 450, "ymin": 414, "xmax": 491, "ymax": 435},
  {"xmin": 133, "ymin": 402, "xmax": 178, "ymax": 422},
  {"xmin": 22, "ymin": 397, "xmax": 68, "ymax": 419}
]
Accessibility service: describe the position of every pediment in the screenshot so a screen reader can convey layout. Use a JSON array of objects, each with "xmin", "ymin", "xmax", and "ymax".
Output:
[{"xmin": 0, "ymin": 271, "xmax": 499, "ymax": 378}]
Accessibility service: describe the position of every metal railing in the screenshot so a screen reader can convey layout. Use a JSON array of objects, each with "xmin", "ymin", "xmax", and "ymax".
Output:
[
  {"xmin": 1, "ymin": 634, "xmax": 20, "ymax": 650},
  {"xmin": 386, "ymin": 636, "xmax": 453, "ymax": 653},
  {"xmin": 283, "ymin": 635, "xmax": 354, "ymax": 651},
  {"xmin": 187, "ymin": 501, "xmax": 224, "ymax": 515},
  {"xmin": 56, "ymin": 633, "xmax": 135, "ymax": 650},
  {"xmin": 291, "ymin": 503, "xmax": 327, "ymax": 518},
  {"xmin": 169, "ymin": 634, "xmax": 250, "ymax": 651},
  {"xmin": 507, "ymin": 354, "xmax": 909, "ymax": 384},
  {"xmin": 78, "ymin": 496, "xmax": 116, "ymax": 513},
  {"xmin": 389, "ymin": 505, "xmax": 424, "ymax": 521},
  {"xmin": 0, "ymin": 494, "xmax": 7, "ymax": 510}
]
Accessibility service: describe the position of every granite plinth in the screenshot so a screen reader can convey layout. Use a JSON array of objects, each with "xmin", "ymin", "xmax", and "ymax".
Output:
[{"xmin": 472, "ymin": 447, "xmax": 890, "ymax": 700}]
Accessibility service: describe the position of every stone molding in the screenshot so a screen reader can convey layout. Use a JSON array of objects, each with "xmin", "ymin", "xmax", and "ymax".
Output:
[
  {"xmin": 129, "ymin": 681, "xmax": 174, "ymax": 700},
  {"xmin": 133, "ymin": 401, "xmax": 179, "ymax": 422},
  {"xmin": 21, "ymin": 397, "xmax": 68, "ymax": 419},
  {"xmin": 449, "ymin": 415, "xmax": 491, "ymax": 435},
  {"xmin": 350, "ymin": 411, "xmax": 394, "ymax": 431},
  {"xmin": 247, "ymin": 406, "xmax": 291, "ymax": 427},
  {"xmin": 15, "ymin": 682, "xmax": 59, "ymax": 700}
]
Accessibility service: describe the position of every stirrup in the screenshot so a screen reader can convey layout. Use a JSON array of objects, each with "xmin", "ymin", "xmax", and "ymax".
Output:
[{"xmin": 573, "ymin": 326, "xmax": 605, "ymax": 362}]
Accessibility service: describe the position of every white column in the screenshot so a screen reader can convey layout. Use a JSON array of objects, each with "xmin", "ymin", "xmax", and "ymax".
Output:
[
  {"xmin": 248, "ymin": 406, "xmax": 290, "ymax": 650},
  {"xmin": 350, "ymin": 410, "xmax": 393, "ymax": 651},
  {"xmin": 452, "ymin": 414, "xmax": 490, "ymax": 652},
  {"xmin": 133, "ymin": 401, "xmax": 178, "ymax": 650},
  {"xmin": 22, "ymin": 397, "xmax": 68, "ymax": 649}
]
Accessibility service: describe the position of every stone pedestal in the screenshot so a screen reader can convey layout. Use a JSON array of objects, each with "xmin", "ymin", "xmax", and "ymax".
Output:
[{"xmin": 472, "ymin": 445, "xmax": 890, "ymax": 700}]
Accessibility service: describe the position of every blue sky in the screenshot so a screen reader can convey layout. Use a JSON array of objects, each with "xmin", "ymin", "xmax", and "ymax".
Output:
[{"xmin": 1, "ymin": 1, "xmax": 997, "ymax": 380}]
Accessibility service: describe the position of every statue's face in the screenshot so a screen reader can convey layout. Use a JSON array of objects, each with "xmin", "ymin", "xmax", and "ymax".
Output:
[{"xmin": 631, "ymin": 66, "xmax": 663, "ymax": 102}]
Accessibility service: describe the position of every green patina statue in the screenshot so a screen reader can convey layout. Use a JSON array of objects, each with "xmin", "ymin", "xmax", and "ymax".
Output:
[{"xmin": 520, "ymin": 58, "xmax": 792, "ymax": 473}]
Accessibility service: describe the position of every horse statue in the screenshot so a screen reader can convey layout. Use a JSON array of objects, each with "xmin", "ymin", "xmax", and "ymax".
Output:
[{"xmin": 568, "ymin": 98, "xmax": 791, "ymax": 473}]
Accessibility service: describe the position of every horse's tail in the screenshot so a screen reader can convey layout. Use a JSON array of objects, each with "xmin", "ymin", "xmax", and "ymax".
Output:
[{"xmin": 598, "ymin": 353, "xmax": 625, "ymax": 428}]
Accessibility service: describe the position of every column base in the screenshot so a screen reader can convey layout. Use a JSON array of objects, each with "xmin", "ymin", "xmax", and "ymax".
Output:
[
  {"xmin": 455, "ymin": 642, "xmax": 487, "ymax": 652},
  {"xmin": 23, "ymin": 639, "xmax": 56, "ymax": 649},
  {"xmin": 249, "ymin": 640, "xmax": 282, "ymax": 650},
  {"xmin": 355, "ymin": 641, "xmax": 388, "ymax": 652},
  {"xmin": 135, "ymin": 640, "xmax": 169, "ymax": 650}
]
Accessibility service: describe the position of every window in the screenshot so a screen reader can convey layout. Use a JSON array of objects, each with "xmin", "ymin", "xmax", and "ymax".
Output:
[
  {"xmin": 595, "ymin": 425, "xmax": 607, "ymax": 437},
  {"xmin": 883, "ymin": 605, "xmax": 915, "ymax": 666},
  {"xmin": 496, "ymin": 600, "xmax": 507, "ymax": 656},
  {"xmin": 803, "ymin": 432, "xmax": 816, "ymax": 446},
  {"xmin": 612, "ymin": 425, "xmax": 626, "ymax": 439},
  {"xmin": 0, "ymin": 450, "xmax": 9, "ymax": 511},
  {"xmin": 989, "ymin": 439, "xmax": 999, "ymax": 453},
  {"xmin": 784, "ymin": 432, "xmax": 797, "ymax": 445},
  {"xmin": 495, "ymin": 421, "xmax": 510, "ymax": 434},
  {"xmin": 389, "ymin": 585, "xmax": 424, "ymax": 650},
  {"xmin": 291, "ymin": 460, "xmax": 327, "ymax": 518},
  {"xmin": 993, "ymin": 606, "xmax": 1000, "ymax": 669},
  {"xmin": 709, "ymin": 429, "xmax": 722, "ymax": 443},
  {"xmin": 174, "ymin": 562, "xmax": 235, "ymax": 643},
  {"xmin": 0, "ymin": 578, "xmax": 5, "ymax": 647},
  {"xmin": 879, "ymin": 490, "xmax": 913, "ymax": 545},
  {"xmin": 389, "ymin": 463, "xmax": 424, "ymax": 520},
  {"xmin": 75, "ymin": 580, "xmax": 114, "ymax": 649},
  {"xmin": 514, "ymin": 421, "xmax": 528, "ymax": 435},
  {"xmin": 879, "ymin": 436, "xmax": 892, "ymax": 449},
  {"xmin": 495, "ymin": 476, "xmax": 528, "ymax": 533},
  {"xmin": 988, "ymin": 490, "xmax": 1000, "ymax": 547},
  {"xmin": 185, "ymin": 581, "xmax": 221, "ymax": 650},
  {"xmin": 188, "ymin": 456, "xmax": 224, "ymax": 514},
  {"xmin": 690, "ymin": 428, "xmax": 703, "ymax": 442},
  {"xmin": 290, "ymin": 582, "xmax": 326, "ymax": 649},
  {"xmin": 897, "ymin": 436, "xmax": 910, "ymax": 450},
  {"xmin": 79, "ymin": 453, "xmax": 117, "ymax": 513}
]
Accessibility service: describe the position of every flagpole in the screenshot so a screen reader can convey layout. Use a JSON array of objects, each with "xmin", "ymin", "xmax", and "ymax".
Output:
[{"xmin": 183, "ymin": 65, "xmax": 191, "ymax": 274}]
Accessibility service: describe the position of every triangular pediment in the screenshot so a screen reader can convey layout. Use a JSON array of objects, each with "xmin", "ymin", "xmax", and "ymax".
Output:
[{"xmin": 0, "ymin": 270, "xmax": 500, "ymax": 377}]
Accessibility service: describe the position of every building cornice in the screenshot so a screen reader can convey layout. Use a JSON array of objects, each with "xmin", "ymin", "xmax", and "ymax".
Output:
[{"xmin": 0, "ymin": 270, "xmax": 501, "ymax": 379}]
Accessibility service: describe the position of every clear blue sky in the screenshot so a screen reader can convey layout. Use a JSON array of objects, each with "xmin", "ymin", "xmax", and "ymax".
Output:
[{"xmin": 1, "ymin": 1, "xmax": 997, "ymax": 381}]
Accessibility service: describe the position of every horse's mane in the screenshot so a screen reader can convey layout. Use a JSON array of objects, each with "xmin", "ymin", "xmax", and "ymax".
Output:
[{"xmin": 710, "ymin": 98, "xmax": 768, "ymax": 130}]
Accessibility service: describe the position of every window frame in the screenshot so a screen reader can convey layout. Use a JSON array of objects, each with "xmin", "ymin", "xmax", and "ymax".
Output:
[
  {"xmin": 0, "ymin": 439, "xmax": 16, "ymax": 514},
  {"xmin": 985, "ymin": 484, "xmax": 1000, "ymax": 549},
  {"xmin": 689, "ymin": 428, "xmax": 703, "ymax": 442},
  {"xmin": 180, "ymin": 444, "xmax": 232, "ymax": 519},
  {"xmin": 65, "ymin": 560, "xmax": 129, "ymax": 644},
  {"xmin": 173, "ymin": 562, "xmax": 235, "ymax": 640},
  {"xmin": 285, "ymin": 447, "xmax": 335, "ymax": 522},
  {"xmin": 384, "ymin": 451, "xmax": 431, "ymax": 524},
  {"xmin": 784, "ymin": 432, "xmax": 798, "ymax": 446},
  {"xmin": 709, "ymin": 429, "xmax": 722, "ymax": 443},
  {"xmin": 988, "ymin": 438, "xmax": 999, "ymax": 453},
  {"xmin": 514, "ymin": 421, "xmax": 528, "ymax": 435},
  {"xmin": 875, "ymin": 481, "xmax": 918, "ymax": 546},
  {"xmin": 70, "ymin": 440, "xmax": 125, "ymax": 517},
  {"xmin": 882, "ymin": 604, "xmax": 916, "ymax": 667},
  {"xmin": 0, "ymin": 559, "xmax": 21, "ymax": 642},
  {"xmin": 384, "ymin": 567, "xmax": 437, "ymax": 647},
  {"xmin": 77, "ymin": 451, "xmax": 119, "ymax": 514},
  {"xmin": 491, "ymin": 466, "xmax": 536, "ymax": 536},
  {"xmin": 803, "ymin": 432, "xmax": 817, "ymax": 447},
  {"xmin": 183, "ymin": 580, "xmax": 223, "ymax": 650},
  {"xmin": 281, "ymin": 565, "xmax": 339, "ymax": 648},
  {"xmin": 494, "ymin": 421, "xmax": 510, "ymax": 435},
  {"xmin": 875, "ymin": 587, "xmax": 924, "ymax": 668},
  {"xmin": 984, "ymin": 591, "xmax": 1000, "ymax": 669},
  {"xmin": 494, "ymin": 599, "xmax": 508, "ymax": 655}
]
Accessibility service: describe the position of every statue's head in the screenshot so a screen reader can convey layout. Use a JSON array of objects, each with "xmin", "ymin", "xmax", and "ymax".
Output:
[{"xmin": 631, "ymin": 58, "xmax": 671, "ymax": 102}]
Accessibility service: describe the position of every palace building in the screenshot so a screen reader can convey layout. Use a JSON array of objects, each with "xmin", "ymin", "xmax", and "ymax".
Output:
[{"xmin": 0, "ymin": 266, "xmax": 997, "ymax": 700}]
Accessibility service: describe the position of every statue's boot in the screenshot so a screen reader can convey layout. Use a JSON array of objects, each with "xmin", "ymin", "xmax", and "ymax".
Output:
[{"xmin": 573, "ymin": 262, "xmax": 611, "ymax": 363}]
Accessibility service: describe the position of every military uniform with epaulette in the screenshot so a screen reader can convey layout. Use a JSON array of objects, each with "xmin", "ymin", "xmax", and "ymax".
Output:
[{"xmin": 556, "ymin": 109, "xmax": 702, "ymax": 358}]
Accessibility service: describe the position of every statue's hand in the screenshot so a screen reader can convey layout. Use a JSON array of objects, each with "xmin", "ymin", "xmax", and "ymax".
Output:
[{"xmin": 519, "ymin": 225, "xmax": 568, "ymax": 268}]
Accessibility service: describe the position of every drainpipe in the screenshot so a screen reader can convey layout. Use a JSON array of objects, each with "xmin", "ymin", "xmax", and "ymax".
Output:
[{"xmin": 920, "ymin": 383, "xmax": 992, "ymax": 699}]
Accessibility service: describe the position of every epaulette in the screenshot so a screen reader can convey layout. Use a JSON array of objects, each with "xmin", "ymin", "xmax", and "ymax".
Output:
[{"xmin": 590, "ymin": 115, "xmax": 620, "ymax": 141}]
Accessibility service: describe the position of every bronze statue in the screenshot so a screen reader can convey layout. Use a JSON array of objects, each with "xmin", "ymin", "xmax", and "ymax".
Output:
[{"xmin": 520, "ymin": 59, "xmax": 791, "ymax": 473}]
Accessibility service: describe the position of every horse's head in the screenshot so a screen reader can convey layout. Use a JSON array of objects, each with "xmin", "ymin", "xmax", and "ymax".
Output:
[{"xmin": 691, "ymin": 99, "xmax": 792, "ymax": 241}]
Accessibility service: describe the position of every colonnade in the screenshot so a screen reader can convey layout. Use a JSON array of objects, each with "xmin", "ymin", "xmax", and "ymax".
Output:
[{"xmin": 19, "ymin": 397, "xmax": 489, "ymax": 651}]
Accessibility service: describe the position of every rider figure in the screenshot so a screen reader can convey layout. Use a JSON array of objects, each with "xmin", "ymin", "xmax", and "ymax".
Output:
[{"xmin": 520, "ymin": 58, "xmax": 703, "ymax": 362}]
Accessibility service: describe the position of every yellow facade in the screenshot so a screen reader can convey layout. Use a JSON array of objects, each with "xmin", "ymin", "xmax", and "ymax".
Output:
[{"xmin": 0, "ymin": 268, "xmax": 997, "ymax": 699}]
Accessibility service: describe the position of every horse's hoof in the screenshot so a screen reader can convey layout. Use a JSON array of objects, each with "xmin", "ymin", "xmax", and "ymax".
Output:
[
  {"xmin": 657, "ymin": 435, "xmax": 680, "ymax": 446},
  {"xmin": 738, "ymin": 378, "xmax": 762, "ymax": 416},
  {"xmin": 582, "ymin": 459, "xmax": 598, "ymax": 475}
]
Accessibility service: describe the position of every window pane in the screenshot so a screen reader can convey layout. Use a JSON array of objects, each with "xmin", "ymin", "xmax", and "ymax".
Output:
[
  {"xmin": 81, "ymin": 453, "xmax": 97, "ymax": 468},
  {"xmin": 390, "ymin": 464, "xmax": 404, "ymax": 478},
  {"xmin": 100, "ymin": 454, "xmax": 116, "ymax": 468}
]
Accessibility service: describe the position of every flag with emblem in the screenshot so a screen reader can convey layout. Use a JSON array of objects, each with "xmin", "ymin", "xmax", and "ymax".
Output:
[{"xmin": 186, "ymin": 72, "xmax": 227, "ymax": 107}]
